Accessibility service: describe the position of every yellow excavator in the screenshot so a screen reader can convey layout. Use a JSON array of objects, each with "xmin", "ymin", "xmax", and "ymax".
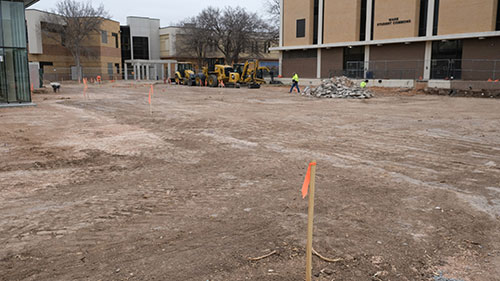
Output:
[
  {"xmin": 234, "ymin": 59, "xmax": 269, "ymax": 87},
  {"xmin": 175, "ymin": 62, "xmax": 196, "ymax": 86}
]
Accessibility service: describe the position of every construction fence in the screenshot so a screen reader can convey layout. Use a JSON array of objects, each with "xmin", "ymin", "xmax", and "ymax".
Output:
[
  {"xmin": 330, "ymin": 59, "xmax": 500, "ymax": 81},
  {"xmin": 37, "ymin": 67, "xmax": 123, "ymax": 86}
]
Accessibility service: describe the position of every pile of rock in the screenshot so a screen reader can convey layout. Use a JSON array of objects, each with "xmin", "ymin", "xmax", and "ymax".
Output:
[{"xmin": 302, "ymin": 77, "xmax": 373, "ymax": 99}]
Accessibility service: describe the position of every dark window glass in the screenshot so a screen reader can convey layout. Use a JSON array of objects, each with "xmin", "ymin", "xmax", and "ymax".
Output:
[
  {"xmin": 132, "ymin": 36, "xmax": 149, "ymax": 60},
  {"xmin": 360, "ymin": 0, "xmax": 367, "ymax": 41},
  {"xmin": 343, "ymin": 46, "xmax": 365, "ymax": 78},
  {"xmin": 296, "ymin": 19, "xmax": 306, "ymax": 38},
  {"xmin": 101, "ymin": 30, "xmax": 108, "ymax": 44},
  {"xmin": 431, "ymin": 40, "xmax": 463, "ymax": 79},
  {"xmin": 496, "ymin": 0, "xmax": 500, "ymax": 30},
  {"xmin": 313, "ymin": 0, "xmax": 319, "ymax": 44},
  {"xmin": 120, "ymin": 26, "xmax": 131, "ymax": 61},
  {"xmin": 1, "ymin": 1, "xmax": 27, "ymax": 48},
  {"xmin": 433, "ymin": 0, "xmax": 440, "ymax": 35},
  {"xmin": 418, "ymin": 0, "xmax": 428, "ymax": 36},
  {"xmin": 112, "ymin": 33, "xmax": 118, "ymax": 48},
  {"xmin": 370, "ymin": 0, "xmax": 375, "ymax": 40}
]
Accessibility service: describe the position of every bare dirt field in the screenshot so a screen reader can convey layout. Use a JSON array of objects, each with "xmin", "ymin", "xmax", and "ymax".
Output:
[{"xmin": 1, "ymin": 82, "xmax": 499, "ymax": 281}]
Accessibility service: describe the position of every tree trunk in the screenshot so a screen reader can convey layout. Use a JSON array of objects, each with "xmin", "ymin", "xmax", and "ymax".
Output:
[{"xmin": 75, "ymin": 51, "xmax": 82, "ymax": 83}]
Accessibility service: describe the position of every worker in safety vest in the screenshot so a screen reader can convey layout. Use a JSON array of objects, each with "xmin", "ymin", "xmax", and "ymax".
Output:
[
  {"xmin": 289, "ymin": 73, "xmax": 300, "ymax": 93},
  {"xmin": 360, "ymin": 80, "xmax": 368, "ymax": 88}
]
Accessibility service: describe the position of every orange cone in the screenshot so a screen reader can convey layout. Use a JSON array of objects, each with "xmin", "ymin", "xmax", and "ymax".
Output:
[{"xmin": 488, "ymin": 78, "xmax": 493, "ymax": 82}]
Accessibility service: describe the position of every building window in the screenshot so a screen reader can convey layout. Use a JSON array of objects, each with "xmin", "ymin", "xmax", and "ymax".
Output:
[
  {"xmin": 115, "ymin": 63, "xmax": 120, "ymax": 74},
  {"xmin": 370, "ymin": 0, "xmax": 375, "ymax": 40},
  {"xmin": 61, "ymin": 33, "xmax": 66, "ymax": 46},
  {"xmin": 431, "ymin": 40, "xmax": 463, "ymax": 79},
  {"xmin": 360, "ymin": 0, "xmax": 367, "ymax": 41},
  {"xmin": 296, "ymin": 19, "xmax": 306, "ymax": 38},
  {"xmin": 418, "ymin": 0, "xmax": 428, "ymax": 36},
  {"xmin": 496, "ymin": 0, "xmax": 500, "ymax": 30},
  {"xmin": 313, "ymin": 0, "xmax": 319, "ymax": 44},
  {"xmin": 132, "ymin": 36, "xmax": 149, "ymax": 60},
  {"xmin": 343, "ymin": 46, "xmax": 365, "ymax": 79},
  {"xmin": 263, "ymin": 41, "xmax": 271, "ymax": 53},
  {"xmin": 108, "ymin": 63, "xmax": 113, "ymax": 76},
  {"xmin": 101, "ymin": 30, "xmax": 108, "ymax": 44},
  {"xmin": 0, "ymin": 1, "xmax": 30, "ymax": 103},
  {"xmin": 433, "ymin": 0, "xmax": 440, "ymax": 35},
  {"xmin": 112, "ymin": 33, "xmax": 118, "ymax": 48}
]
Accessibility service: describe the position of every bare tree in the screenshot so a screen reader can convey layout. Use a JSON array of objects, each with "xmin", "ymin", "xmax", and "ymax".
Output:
[
  {"xmin": 177, "ymin": 18, "xmax": 213, "ymax": 70},
  {"xmin": 265, "ymin": 0, "xmax": 280, "ymax": 21},
  {"xmin": 264, "ymin": 0, "xmax": 280, "ymax": 42},
  {"xmin": 199, "ymin": 6, "xmax": 269, "ymax": 64},
  {"xmin": 43, "ymin": 0, "xmax": 109, "ymax": 81}
]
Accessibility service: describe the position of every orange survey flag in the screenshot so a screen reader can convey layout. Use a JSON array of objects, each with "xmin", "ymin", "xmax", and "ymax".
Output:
[{"xmin": 302, "ymin": 162, "xmax": 317, "ymax": 198}]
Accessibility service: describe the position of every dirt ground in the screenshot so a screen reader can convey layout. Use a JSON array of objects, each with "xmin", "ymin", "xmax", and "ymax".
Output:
[{"xmin": 1, "ymin": 82, "xmax": 499, "ymax": 281}]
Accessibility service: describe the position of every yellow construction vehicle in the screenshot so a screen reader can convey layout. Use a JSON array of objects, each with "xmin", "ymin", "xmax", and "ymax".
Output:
[
  {"xmin": 194, "ymin": 60, "xmax": 269, "ymax": 88},
  {"xmin": 197, "ymin": 64, "xmax": 239, "ymax": 87},
  {"xmin": 235, "ymin": 59, "xmax": 269, "ymax": 87},
  {"xmin": 175, "ymin": 63, "xmax": 196, "ymax": 86}
]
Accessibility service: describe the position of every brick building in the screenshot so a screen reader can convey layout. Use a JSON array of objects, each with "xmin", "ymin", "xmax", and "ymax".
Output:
[
  {"xmin": 273, "ymin": 0, "xmax": 500, "ymax": 81},
  {"xmin": 26, "ymin": 9, "xmax": 122, "ymax": 83}
]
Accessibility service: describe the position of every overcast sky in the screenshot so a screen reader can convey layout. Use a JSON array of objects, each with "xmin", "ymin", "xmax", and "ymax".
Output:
[{"xmin": 30, "ymin": 0, "xmax": 269, "ymax": 26}]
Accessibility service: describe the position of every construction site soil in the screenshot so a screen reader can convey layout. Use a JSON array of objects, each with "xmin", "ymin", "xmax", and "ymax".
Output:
[{"xmin": 1, "ymin": 82, "xmax": 499, "ymax": 281}]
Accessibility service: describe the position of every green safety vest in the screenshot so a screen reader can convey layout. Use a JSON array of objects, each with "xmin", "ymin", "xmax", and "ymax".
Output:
[{"xmin": 293, "ymin": 74, "xmax": 299, "ymax": 82}]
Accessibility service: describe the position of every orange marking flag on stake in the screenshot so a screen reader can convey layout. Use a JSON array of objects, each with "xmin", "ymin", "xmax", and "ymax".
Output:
[{"xmin": 302, "ymin": 162, "xmax": 317, "ymax": 198}]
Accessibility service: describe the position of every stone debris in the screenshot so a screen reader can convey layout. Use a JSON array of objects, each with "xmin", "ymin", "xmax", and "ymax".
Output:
[{"xmin": 302, "ymin": 77, "xmax": 373, "ymax": 99}]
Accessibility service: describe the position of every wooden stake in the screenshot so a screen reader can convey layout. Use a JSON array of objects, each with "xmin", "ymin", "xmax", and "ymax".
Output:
[{"xmin": 306, "ymin": 160, "xmax": 317, "ymax": 281}]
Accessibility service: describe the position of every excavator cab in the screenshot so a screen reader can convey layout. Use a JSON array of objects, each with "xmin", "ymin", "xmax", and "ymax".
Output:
[{"xmin": 175, "ymin": 63, "xmax": 196, "ymax": 85}]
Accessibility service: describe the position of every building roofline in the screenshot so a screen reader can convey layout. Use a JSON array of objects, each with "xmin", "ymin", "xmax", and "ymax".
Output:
[
  {"xmin": 271, "ymin": 31, "xmax": 500, "ymax": 51},
  {"xmin": 26, "ymin": 8, "xmax": 120, "ymax": 24},
  {"xmin": 25, "ymin": 0, "xmax": 39, "ymax": 7},
  {"xmin": 127, "ymin": 16, "xmax": 160, "ymax": 21},
  {"xmin": 160, "ymin": 25, "xmax": 181, "ymax": 29}
]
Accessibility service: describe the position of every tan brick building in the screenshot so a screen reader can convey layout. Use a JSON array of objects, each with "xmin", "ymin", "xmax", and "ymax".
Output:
[
  {"xmin": 26, "ymin": 9, "xmax": 122, "ymax": 82},
  {"xmin": 274, "ymin": 0, "xmax": 500, "ymax": 80}
]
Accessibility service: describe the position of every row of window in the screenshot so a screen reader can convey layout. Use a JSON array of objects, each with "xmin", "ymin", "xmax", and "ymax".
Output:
[
  {"xmin": 101, "ymin": 30, "xmax": 119, "ymax": 48},
  {"xmin": 295, "ymin": 0, "xmax": 500, "ymax": 40}
]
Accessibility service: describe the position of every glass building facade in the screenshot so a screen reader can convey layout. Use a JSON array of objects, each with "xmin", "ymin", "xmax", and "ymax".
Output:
[{"xmin": 0, "ymin": 0, "xmax": 31, "ymax": 104}]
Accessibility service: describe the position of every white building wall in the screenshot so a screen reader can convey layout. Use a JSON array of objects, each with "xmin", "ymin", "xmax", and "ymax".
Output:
[
  {"xmin": 159, "ymin": 27, "xmax": 181, "ymax": 57},
  {"xmin": 127, "ymin": 16, "xmax": 161, "ymax": 60},
  {"xmin": 25, "ymin": 9, "xmax": 45, "ymax": 54}
]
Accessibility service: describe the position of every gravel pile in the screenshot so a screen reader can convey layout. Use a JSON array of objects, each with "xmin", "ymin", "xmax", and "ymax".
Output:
[{"xmin": 302, "ymin": 77, "xmax": 373, "ymax": 99}]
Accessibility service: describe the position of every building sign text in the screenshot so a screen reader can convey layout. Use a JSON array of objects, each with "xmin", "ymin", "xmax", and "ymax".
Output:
[{"xmin": 377, "ymin": 17, "xmax": 412, "ymax": 26}]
